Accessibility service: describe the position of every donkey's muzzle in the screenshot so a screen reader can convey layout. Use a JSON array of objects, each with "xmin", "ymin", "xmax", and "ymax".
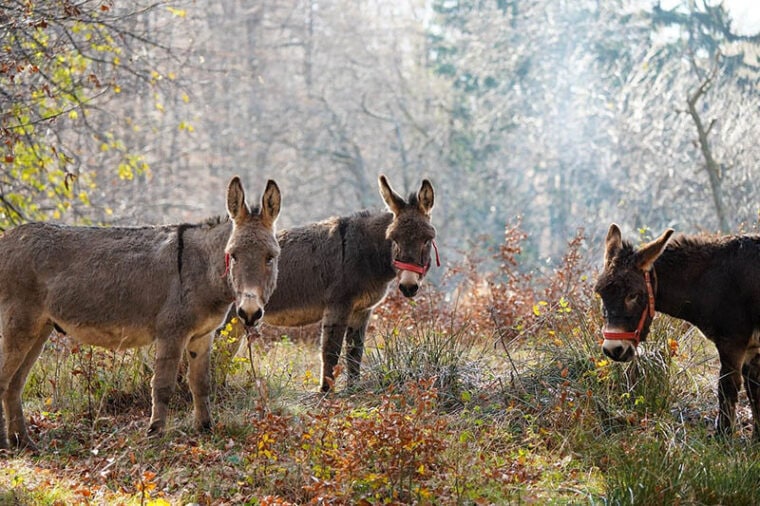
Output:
[
  {"xmin": 398, "ymin": 270, "xmax": 421, "ymax": 298},
  {"xmin": 399, "ymin": 283, "xmax": 419, "ymax": 297},
  {"xmin": 237, "ymin": 306, "xmax": 263, "ymax": 327},
  {"xmin": 602, "ymin": 339, "xmax": 636, "ymax": 362}
]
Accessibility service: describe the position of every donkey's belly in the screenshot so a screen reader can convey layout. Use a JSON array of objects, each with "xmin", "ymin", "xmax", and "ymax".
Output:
[
  {"xmin": 59, "ymin": 323, "xmax": 155, "ymax": 350},
  {"xmin": 264, "ymin": 306, "xmax": 324, "ymax": 327}
]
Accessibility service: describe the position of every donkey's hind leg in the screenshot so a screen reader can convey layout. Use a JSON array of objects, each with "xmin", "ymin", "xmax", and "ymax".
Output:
[
  {"xmin": 345, "ymin": 309, "xmax": 372, "ymax": 390},
  {"xmin": 0, "ymin": 320, "xmax": 51, "ymax": 451},
  {"xmin": 147, "ymin": 335, "xmax": 186, "ymax": 437},
  {"xmin": 319, "ymin": 307, "xmax": 349, "ymax": 392},
  {"xmin": 186, "ymin": 332, "xmax": 213, "ymax": 432}
]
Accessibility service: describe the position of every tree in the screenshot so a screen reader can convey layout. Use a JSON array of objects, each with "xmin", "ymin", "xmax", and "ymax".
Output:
[{"xmin": 0, "ymin": 0, "xmax": 180, "ymax": 228}]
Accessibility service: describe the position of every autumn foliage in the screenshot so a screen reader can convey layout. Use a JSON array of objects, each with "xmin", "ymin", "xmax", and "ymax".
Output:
[{"xmin": 3, "ymin": 222, "xmax": 760, "ymax": 505}]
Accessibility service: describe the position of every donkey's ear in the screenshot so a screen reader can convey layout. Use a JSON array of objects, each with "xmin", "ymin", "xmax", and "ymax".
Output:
[
  {"xmin": 259, "ymin": 179, "xmax": 281, "ymax": 229},
  {"xmin": 378, "ymin": 174, "xmax": 405, "ymax": 216},
  {"xmin": 603, "ymin": 223, "xmax": 623, "ymax": 267},
  {"xmin": 635, "ymin": 228, "xmax": 674, "ymax": 272},
  {"xmin": 227, "ymin": 176, "xmax": 249, "ymax": 224},
  {"xmin": 417, "ymin": 179, "xmax": 434, "ymax": 216}
]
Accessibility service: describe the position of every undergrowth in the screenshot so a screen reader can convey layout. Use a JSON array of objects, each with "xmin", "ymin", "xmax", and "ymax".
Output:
[{"xmin": 3, "ymin": 221, "xmax": 759, "ymax": 505}]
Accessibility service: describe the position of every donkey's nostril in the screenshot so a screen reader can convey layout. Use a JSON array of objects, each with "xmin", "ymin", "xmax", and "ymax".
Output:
[
  {"xmin": 603, "ymin": 344, "xmax": 630, "ymax": 362},
  {"xmin": 399, "ymin": 284, "xmax": 419, "ymax": 298},
  {"xmin": 237, "ymin": 306, "xmax": 263, "ymax": 326},
  {"xmin": 602, "ymin": 346, "xmax": 617, "ymax": 360}
]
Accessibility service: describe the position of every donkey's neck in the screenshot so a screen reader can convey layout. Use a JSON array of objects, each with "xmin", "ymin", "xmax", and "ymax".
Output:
[
  {"xmin": 180, "ymin": 217, "xmax": 234, "ymax": 299},
  {"xmin": 652, "ymin": 238, "xmax": 721, "ymax": 327},
  {"xmin": 359, "ymin": 211, "xmax": 396, "ymax": 280}
]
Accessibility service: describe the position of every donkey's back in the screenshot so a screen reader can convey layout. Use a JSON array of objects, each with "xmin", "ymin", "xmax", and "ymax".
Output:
[
  {"xmin": 0, "ymin": 223, "xmax": 185, "ymax": 347},
  {"xmin": 264, "ymin": 211, "xmax": 396, "ymax": 327}
]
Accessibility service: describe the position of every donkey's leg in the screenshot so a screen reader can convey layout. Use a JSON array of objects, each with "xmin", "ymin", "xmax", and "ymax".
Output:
[
  {"xmin": 741, "ymin": 340, "xmax": 760, "ymax": 440},
  {"xmin": 345, "ymin": 309, "xmax": 372, "ymax": 389},
  {"xmin": 147, "ymin": 336, "xmax": 186, "ymax": 437},
  {"xmin": 716, "ymin": 346, "xmax": 744, "ymax": 436},
  {"xmin": 186, "ymin": 332, "xmax": 213, "ymax": 432},
  {"xmin": 1, "ymin": 323, "xmax": 51, "ymax": 451},
  {"xmin": 320, "ymin": 307, "xmax": 349, "ymax": 392}
]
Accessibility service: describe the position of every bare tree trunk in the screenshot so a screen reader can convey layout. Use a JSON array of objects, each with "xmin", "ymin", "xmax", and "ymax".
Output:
[{"xmin": 686, "ymin": 67, "xmax": 729, "ymax": 233}]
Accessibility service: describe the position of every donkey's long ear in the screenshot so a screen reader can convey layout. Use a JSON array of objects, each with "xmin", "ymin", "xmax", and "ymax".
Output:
[
  {"xmin": 378, "ymin": 174, "xmax": 405, "ymax": 216},
  {"xmin": 417, "ymin": 179, "xmax": 434, "ymax": 216},
  {"xmin": 227, "ymin": 176, "xmax": 250, "ymax": 224},
  {"xmin": 259, "ymin": 179, "xmax": 281, "ymax": 229},
  {"xmin": 635, "ymin": 228, "xmax": 674, "ymax": 272},
  {"xmin": 603, "ymin": 223, "xmax": 623, "ymax": 267}
]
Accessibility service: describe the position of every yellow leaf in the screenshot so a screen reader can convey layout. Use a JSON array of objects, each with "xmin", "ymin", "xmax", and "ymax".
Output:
[{"xmin": 166, "ymin": 6, "xmax": 186, "ymax": 17}]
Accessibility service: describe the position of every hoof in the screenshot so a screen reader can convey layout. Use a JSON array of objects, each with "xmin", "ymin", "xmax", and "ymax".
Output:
[
  {"xmin": 146, "ymin": 423, "xmax": 165, "ymax": 439},
  {"xmin": 195, "ymin": 420, "xmax": 213, "ymax": 433},
  {"xmin": 10, "ymin": 435, "xmax": 38, "ymax": 454}
]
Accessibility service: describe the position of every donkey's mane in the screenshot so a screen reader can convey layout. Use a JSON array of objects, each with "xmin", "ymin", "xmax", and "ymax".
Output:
[
  {"xmin": 194, "ymin": 214, "xmax": 231, "ymax": 229},
  {"xmin": 658, "ymin": 233, "xmax": 760, "ymax": 271}
]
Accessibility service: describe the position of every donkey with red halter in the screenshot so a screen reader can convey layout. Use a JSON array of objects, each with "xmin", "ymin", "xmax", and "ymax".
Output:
[
  {"xmin": 595, "ymin": 223, "xmax": 760, "ymax": 438},
  {"xmin": 0, "ymin": 177, "xmax": 280, "ymax": 450},
  {"xmin": 221, "ymin": 174, "xmax": 438, "ymax": 392}
]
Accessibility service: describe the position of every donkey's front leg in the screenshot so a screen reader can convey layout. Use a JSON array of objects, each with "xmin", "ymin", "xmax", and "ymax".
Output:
[
  {"xmin": 716, "ymin": 347, "xmax": 743, "ymax": 436},
  {"xmin": 320, "ymin": 307, "xmax": 349, "ymax": 392},
  {"xmin": 148, "ymin": 337, "xmax": 185, "ymax": 437},
  {"xmin": 186, "ymin": 333, "xmax": 213, "ymax": 432},
  {"xmin": 345, "ymin": 309, "xmax": 372, "ymax": 390}
]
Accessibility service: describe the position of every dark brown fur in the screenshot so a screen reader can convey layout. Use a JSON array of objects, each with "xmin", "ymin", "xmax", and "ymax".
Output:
[
  {"xmin": 0, "ymin": 177, "xmax": 281, "ymax": 450},
  {"xmin": 223, "ymin": 175, "xmax": 436, "ymax": 391},
  {"xmin": 595, "ymin": 223, "xmax": 760, "ymax": 438}
]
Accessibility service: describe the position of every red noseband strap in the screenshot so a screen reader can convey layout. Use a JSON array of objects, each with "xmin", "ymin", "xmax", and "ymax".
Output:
[
  {"xmin": 393, "ymin": 240, "xmax": 441, "ymax": 276},
  {"xmin": 602, "ymin": 270, "xmax": 655, "ymax": 346}
]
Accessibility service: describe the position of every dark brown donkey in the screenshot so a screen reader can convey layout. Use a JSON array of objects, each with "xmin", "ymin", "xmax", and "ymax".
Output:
[
  {"xmin": 595, "ymin": 223, "xmax": 760, "ymax": 438},
  {"xmin": 0, "ymin": 177, "xmax": 281, "ymax": 450},
  {"xmin": 224, "ymin": 174, "xmax": 438, "ymax": 392}
]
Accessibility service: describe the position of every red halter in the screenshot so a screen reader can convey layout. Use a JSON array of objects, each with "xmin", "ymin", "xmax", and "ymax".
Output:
[
  {"xmin": 392, "ymin": 240, "xmax": 441, "ymax": 276},
  {"xmin": 221, "ymin": 252, "xmax": 231, "ymax": 278},
  {"xmin": 602, "ymin": 270, "xmax": 655, "ymax": 346}
]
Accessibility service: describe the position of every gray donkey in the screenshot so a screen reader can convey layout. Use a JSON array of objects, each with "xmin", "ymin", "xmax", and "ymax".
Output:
[
  {"xmin": 0, "ymin": 176, "xmax": 281, "ymax": 450},
  {"xmin": 221, "ymin": 175, "xmax": 437, "ymax": 391}
]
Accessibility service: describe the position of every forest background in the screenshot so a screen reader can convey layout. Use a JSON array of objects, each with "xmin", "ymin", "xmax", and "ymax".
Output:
[
  {"xmin": 3, "ymin": 0, "xmax": 760, "ymax": 504},
  {"xmin": 3, "ymin": 0, "xmax": 760, "ymax": 269}
]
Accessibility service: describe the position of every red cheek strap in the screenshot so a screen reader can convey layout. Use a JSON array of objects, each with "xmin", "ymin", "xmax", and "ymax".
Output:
[{"xmin": 221, "ymin": 252, "xmax": 230, "ymax": 278}]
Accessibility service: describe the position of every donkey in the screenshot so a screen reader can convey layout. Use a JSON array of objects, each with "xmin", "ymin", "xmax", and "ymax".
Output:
[
  {"xmin": 221, "ymin": 174, "xmax": 438, "ymax": 392},
  {"xmin": 0, "ymin": 176, "xmax": 281, "ymax": 450},
  {"xmin": 595, "ymin": 223, "xmax": 760, "ymax": 438}
]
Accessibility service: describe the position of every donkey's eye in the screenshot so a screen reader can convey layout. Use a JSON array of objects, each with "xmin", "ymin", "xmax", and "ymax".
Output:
[
  {"xmin": 266, "ymin": 255, "xmax": 275, "ymax": 266},
  {"xmin": 624, "ymin": 294, "xmax": 639, "ymax": 308},
  {"xmin": 230, "ymin": 253, "xmax": 238, "ymax": 262}
]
